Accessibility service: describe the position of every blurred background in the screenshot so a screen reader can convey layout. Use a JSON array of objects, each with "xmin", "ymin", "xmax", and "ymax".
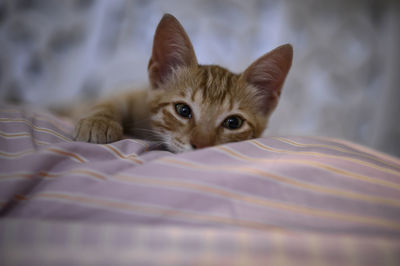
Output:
[{"xmin": 0, "ymin": 0, "xmax": 399, "ymax": 157}]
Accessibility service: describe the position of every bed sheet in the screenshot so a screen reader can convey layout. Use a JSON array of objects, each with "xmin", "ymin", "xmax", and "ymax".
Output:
[{"xmin": 0, "ymin": 105, "xmax": 399, "ymax": 265}]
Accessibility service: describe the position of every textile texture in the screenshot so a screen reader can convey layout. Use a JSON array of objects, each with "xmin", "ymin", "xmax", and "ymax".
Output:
[{"xmin": 0, "ymin": 105, "xmax": 399, "ymax": 266}]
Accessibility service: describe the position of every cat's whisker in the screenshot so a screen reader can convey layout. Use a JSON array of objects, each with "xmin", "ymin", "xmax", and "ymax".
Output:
[{"xmin": 135, "ymin": 128, "xmax": 164, "ymax": 138}]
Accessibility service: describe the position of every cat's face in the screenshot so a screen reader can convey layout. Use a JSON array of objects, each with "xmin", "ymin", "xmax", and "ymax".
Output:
[
  {"xmin": 147, "ymin": 65, "xmax": 269, "ymax": 152},
  {"xmin": 147, "ymin": 14, "xmax": 292, "ymax": 153}
]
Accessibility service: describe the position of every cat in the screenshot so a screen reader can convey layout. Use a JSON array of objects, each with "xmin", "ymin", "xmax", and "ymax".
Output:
[{"xmin": 73, "ymin": 14, "xmax": 293, "ymax": 153}]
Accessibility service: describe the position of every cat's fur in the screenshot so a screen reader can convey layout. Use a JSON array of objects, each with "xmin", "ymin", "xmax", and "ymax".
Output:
[{"xmin": 73, "ymin": 14, "xmax": 293, "ymax": 153}]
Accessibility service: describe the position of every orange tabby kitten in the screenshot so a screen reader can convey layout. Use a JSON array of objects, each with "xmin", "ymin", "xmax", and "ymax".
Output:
[{"xmin": 73, "ymin": 14, "xmax": 293, "ymax": 153}]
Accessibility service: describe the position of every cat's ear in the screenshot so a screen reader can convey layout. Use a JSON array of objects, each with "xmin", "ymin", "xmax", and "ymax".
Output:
[
  {"xmin": 148, "ymin": 14, "xmax": 198, "ymax": 89},
  {"xmin": 242, "ymin": 44, "xmax": 293, "ymax": 114}
]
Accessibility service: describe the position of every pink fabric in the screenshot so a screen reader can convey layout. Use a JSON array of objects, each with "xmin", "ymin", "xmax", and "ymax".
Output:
[{"xmin": 1, "ymin": 105, "xmax": 400, "ymax": 265}]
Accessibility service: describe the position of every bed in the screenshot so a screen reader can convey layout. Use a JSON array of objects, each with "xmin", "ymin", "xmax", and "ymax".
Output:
[{"xmin": 0, "ymin": 105, "xmax": 399, "ymax": 266}]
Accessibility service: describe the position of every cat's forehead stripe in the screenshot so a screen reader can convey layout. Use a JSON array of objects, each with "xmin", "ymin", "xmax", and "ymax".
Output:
[
  {"xmin": 190, "ymin": 86, "xmax": 200, "ymax": 102},
  {"xmin": 150, "ymin": 101, "xmax": 169, "ymax": 114},
  {"xmin": 178, "ymin": 90, "xmax": 186, "ymax": 98},
  {"xmin": 197, "ymin": 66, "xmax": 238, "ymax": 106}
]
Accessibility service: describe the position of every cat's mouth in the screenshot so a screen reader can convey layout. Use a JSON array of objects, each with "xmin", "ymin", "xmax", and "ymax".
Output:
[{"xmin": 168, "ymin": 138, "xmax": 192, "ymax": 153}]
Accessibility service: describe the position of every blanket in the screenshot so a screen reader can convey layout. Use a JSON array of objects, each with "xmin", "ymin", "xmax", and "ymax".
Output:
[{"xmin": 0, "ymin": 105, "xmax": 399, "ymax": 265}]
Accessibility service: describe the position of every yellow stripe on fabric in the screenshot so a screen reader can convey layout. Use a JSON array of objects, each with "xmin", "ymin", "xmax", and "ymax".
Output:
[
  {"xmin": 157, "ymin": 156, "xmax": 400, "ymax": 208},
  {"xmin": 38, "ymin": 169, "xmax": 106, "ymax": 180},
  {"xmin": 0, "ymin": 149, "xmax": 36, "ymax": 158},
  {"xmin": 114, "ymin": 173, "xmax": 400, "ymax": 231},
  {"xmin": 252, "ymin": 139, "xmax": 400, "ymax": 178},
  {"xmin": 46, "ymin": 148, "xmax": 87, "ymax": 163},
  {"xmin": 102, "ymin": 144, "xmax": 143, "ymax": 164},
  {"xmin": 0, "ymin": 130, "xmax": 31, "ymax": 138},
  {"xmin": 305, "ymin": 136, "xmax": 400, "ymax": 165},
  {"xmin": 0, "ymin": 172, "xmax": 35, "ymax": 180},
  {"xmin": 228, "ymin": 144, "xmax": 400, "ymax": 191},
  {"xmin": 0, "ymin": 147, "xmax": 86, "ymax": 163},
  {"xmin": 0, "ymin": 130, "xmax": 50, "ymax": 146},
  {"xmin": 34, "ymin": 192, "xmax": 283, "ymax": 232},
  {"xmin": 0, "ymin": 118, "xmax": 72, "ymax": 142},
  {"xmin": 0, "ymin": 108, "xmax": 74, "ymax": 135},
  {"xmin": 274, "ymin": 137, "xmax": 400, "ymax": 173},
  {"xmin": 32, "ymin": 115, "xmax": 73, "ymax": 135},
  {"xmin": 123, "ymin": 139, "xmax": 150, "ymax": 151}
]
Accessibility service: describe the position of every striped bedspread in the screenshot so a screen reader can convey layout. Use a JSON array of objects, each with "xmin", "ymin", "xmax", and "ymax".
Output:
[{"xmin": 0, "ymin": 105, "xmax": 399, "ymax": 266}]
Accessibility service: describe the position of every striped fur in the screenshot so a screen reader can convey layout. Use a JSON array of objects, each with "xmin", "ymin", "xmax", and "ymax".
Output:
[
  {"xmin": 73, "ymin": 14, "xmax": 293, "ymax": 153},
  {"xmin": 147, "ymin": 65, "xmax": 269, "ymax": 152}
]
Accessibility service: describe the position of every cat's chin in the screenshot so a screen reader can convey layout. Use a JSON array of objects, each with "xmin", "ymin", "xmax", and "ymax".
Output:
[
  {"xmin": 168, "ymin": 146, "xmax": 192, "ymax": 153},
  {"xmin": 167, "ymin": 142, "xmax": 193, "ymax": 153}
]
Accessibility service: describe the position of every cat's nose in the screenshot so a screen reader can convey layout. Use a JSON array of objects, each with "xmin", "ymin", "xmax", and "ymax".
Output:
[
  {"xmin": 190, "ymin": 139, "xmax": 210, "ymax": 150},
  {"xmin": 190, "ymin": 128, "xmax": 214, "ymax": 150}
]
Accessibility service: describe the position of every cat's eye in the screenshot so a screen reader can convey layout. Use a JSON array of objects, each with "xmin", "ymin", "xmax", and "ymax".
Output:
[
  {"xmin": 222, "ymin": 115, "xmax": 243, "ymax": 130},
  {"xmin": 175, "ymin": 103, "xmax": 192, "ymax": 119}
]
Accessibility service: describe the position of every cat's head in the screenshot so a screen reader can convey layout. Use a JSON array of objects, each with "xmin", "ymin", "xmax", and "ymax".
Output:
[{"xmin": 147, "ymin": 14, "xmax": 293, "ymax": 153}]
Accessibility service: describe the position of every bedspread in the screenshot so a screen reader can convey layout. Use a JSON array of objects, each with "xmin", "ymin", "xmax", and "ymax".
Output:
[{"xmin": 0, "ymin": 105, "xmax": 399, "ymax": 266}]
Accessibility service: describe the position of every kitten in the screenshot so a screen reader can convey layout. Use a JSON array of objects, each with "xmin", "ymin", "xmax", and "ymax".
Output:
[{"xmin": 73, "ymin": 14, "xmax": 293, "ymax": 153}]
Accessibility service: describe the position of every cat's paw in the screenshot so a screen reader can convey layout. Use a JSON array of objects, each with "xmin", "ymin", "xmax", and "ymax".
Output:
[{"xmin": 73, "ymin": 116, "xmax": 123, "ymax": 144}]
